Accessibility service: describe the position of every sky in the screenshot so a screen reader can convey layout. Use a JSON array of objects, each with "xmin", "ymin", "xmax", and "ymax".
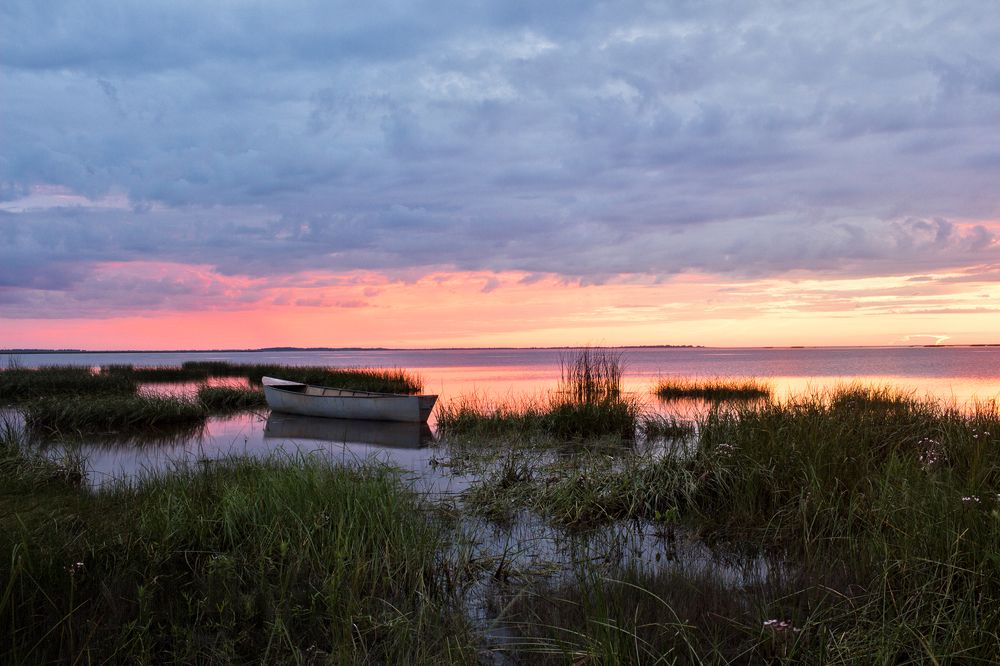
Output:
[{"xmin": 2, "ymin": 0, "xmax": 1000, "ymax": 349}]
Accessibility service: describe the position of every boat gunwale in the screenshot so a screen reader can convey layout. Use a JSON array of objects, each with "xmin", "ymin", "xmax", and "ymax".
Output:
[{"xmin": 262, "ymin": 376, "xmax": 436, "ymax": 400}]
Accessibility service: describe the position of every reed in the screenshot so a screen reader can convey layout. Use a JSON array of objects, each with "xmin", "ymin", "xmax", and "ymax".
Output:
[
  {"xmin": 0, "ymin": 366, "xmax": 138, "ymax": 402},
  {"xmin": 559, "ymin": 347, "xmax": 623, "ymax": 403},
  {"xmin": 23, "ymin": 394, "xmax": 208, "ymax": 435},
  {"xmin": 439, "ymin": 349, "xmax": 639, "ymax": 441},
  {"xmin": 437, "ymin": 394, "xmax": 641, "ymax": 442},
  {"xmin": 196, "ymin": 384, "xmax": 266, "ymax": 411},
  {"xmin": 654, "ymin": 376, "xmax": 772, "ymax": 401},
  {"xmin": 0, "ymin": 450, "xmax": 475, "ymax": 664}
]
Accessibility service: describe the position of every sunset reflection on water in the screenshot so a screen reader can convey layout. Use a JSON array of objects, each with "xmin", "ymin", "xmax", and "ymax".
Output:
[{"xmin": 11, "ymin": 346, "xmax": 1000, "ymax": 486}]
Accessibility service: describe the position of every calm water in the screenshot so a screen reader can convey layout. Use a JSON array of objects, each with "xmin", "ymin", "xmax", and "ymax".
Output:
[
  {"xmin": 8, "ymin": 346, "xmax": 997, "ymax": 628},
  {"xmin": 8, "ymin": 345, "xmax": 1000, "ymax": 401},
  {"xmin": 6, "ymin": 346, "xmax": 1000, "ymax": 485}
]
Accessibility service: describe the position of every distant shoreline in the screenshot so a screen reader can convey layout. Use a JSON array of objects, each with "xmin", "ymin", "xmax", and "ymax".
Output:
[
  {"xmin": 0, "ymin": 345, "xmax": 701, "ymax": 354},
  {"xmin": 2, "ymin": 343, "xmax": 999, "ymax": 354}
]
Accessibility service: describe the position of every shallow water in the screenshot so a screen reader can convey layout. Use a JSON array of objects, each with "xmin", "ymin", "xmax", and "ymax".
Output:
[
  {"xmin": 7, "ymin": 345, "xmax": 1000, "ymax": 404},
  {"xmin": 10, "ymin": 345, "xmax": 1000, "ymax": 484},
  {"xmin": 15, "ymin": 345, "xmax": 985, "ymax": 647}
]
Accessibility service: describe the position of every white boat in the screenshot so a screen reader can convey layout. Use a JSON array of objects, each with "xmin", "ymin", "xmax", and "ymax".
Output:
[{"xmin": 262, "ymin": 376, "xmax": 437, "ymax": 423}]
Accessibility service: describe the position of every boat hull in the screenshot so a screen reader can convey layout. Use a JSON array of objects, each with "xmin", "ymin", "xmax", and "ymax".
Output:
[{"xmin": 262, "ymin": 377, "xmax": 436, "ymax": 423}]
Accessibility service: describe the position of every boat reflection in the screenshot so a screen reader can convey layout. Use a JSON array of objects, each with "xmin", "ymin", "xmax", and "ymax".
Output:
[{"xmin": 264, "ymin": 413, "xmax": 433, "ymax": 449}]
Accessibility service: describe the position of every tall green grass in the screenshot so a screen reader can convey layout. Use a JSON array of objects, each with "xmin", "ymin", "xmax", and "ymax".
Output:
[
  {"xmin": 438, "ymin": 393, "xmax": 642, "ymax": 442},
  {"xmin": 655, "ymin": 376, "xmax": 772, "ymax": 401},
  {"xmin": 183, "ymin": 361, "xmax": 424, "ymax": 393},
  {"xmin": 0, "ymin": 446, "xmax": 475, "ymax": 663},
  {"xmin": 23, "ymin": 394, "xmax": 208, "ymax": 436},
  {"xmin": 196, "ymin": 384, "xmax": 267, "ymax": 411},
  {"xmin": 102, "ymin": 363, "xmax": 212, "ymax": 382},
  {"xmin": 559, "ymin": 348, "xmax": 623, "ymax": 403},
  {"xmin": 104, "ymin": 362, "xmax": 426, "ymax": 393},
  {"xmin": 0, "ymin": 366, "xmax": 138, "ymax": 402},
  {"xmin": 484, "ymin": 384, "xmax": 1000, "ymax": 663},
  {"xmin": 439, "ymin": 349, "xmax": 640, "ymax": 441}
]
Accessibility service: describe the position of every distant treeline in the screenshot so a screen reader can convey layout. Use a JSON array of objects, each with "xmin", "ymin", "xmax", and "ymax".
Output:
[{"xmin": 2, "ymin": 344, "xmax": 704, "ymax": 354}]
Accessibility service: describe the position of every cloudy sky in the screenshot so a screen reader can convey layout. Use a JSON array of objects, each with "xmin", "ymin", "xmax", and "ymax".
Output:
[{"xmin": 3, "ymin": 0, "xmax": 1000, "ymax": 348}]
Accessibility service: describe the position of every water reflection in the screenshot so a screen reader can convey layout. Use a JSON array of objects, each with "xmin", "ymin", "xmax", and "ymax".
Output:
[
  {"xmin": 33, "ymin": 423, "xmax": 208, "ymax": 450},
  {"xmin": 264, "ymin": 413, "xmax": 433, "ymax": 448},
  {"xmin": 45, "ymin": 410, "xmax": 469, "ymax": 495}
]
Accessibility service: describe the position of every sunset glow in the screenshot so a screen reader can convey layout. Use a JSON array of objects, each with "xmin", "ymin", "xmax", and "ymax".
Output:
[
  {"xmin": 4, "ymin": 264, "xmax": 1000, "ymax": 349},
  {"xmin": 3, "ymin": 3, "xmax": 1000, "ymax": 350}
]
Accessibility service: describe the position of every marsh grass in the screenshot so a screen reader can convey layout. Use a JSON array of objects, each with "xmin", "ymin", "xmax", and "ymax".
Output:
[
  {"xmin": 9, "ymin": 373, "xmax": 1000, "ymax": 663},
  {"xmin": 559, "ymin": 347, "xmax": 623, "ymax": 403},
  {"xmin": 481, "ymin": 384, "xmax": 1000, "ymax": 663},
  {"xmin": 0, "ymin": 366, "xmax": 138, "ymax": 402},
  {"xmin": 102, "ymin": 363, "xmax": 212, "ymax": 382},
  {"xmin": 182, "ymin": 361, "xmax": 424, "ymax": 393},
  {"xmin": 196, "ymin": 384, "xmax": 266, "ymax": 411},
  {"xmin": 655, "ymin": 376, "xmax": 772, "ymax": 401},
  {"xmin": 463, "ymin": 451, "xmax": 692, "ymax": 531},
  {"xmin": 439, "ymin": 349, "xmax": 640, "ymax": 442},
  {"xmin": 437, "ymin": 394, "xmax": 642, "ymax": 442},
  {"xmin": 496, "ymin": 563, "xmax": 814, "ymax": 664},
  {"xmin": 1, "ymin": 418, "xmax": 86, "ymax": 490},
  {"xmin": 0, "ymin": 445, "xmax": 475, "ymax": 664},
  {"xmin": 102, "ymin": 362, "xmax": 425, "ymax": 393},
  {"xmin": 639, "ymin": 414, "xmax": 696, "ymax": 440},
  {"xmin": 23, "ymin": 393, "xmax": 208, "ymax": 436}
]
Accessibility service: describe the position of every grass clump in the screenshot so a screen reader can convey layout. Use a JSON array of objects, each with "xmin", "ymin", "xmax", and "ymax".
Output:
[
  {"xmin": 23, "ymin": 394, "xmax": 208, "ymax": 436},
  {"xmin": 438, "ymin": 394, "xmax": 640, "ymax": 442},
  {"xmin": 655, "ymin": 376, "xmax": 772, "ymax": 401},
  {"xmin": 196, "ymin": 384, "xmax": 266, "ymax": 412},
  {"xmin": 180, "ymin": 361, "xmax": 425, "ymax": 394},
  {"xmin": 0, "ymin": 366, "xmax": 138, "ymax": 403},
  {"xmin": 102, "ymin": 361, "xmax": 425, "ymax": 393},
  {"xmin": 464, "ymin": 453, "xmax": 688, "ymax": 531},
  {"xmin": 468, "ymin": 384, "xmax": 1000, "ymax": 663},
  {"xmin": 0, "ymin": 419, "xmax": 86, "ymax": 491},
  {"xmin": 102, "ymin": 364, "xmax": 212, "ymax": 382},
  {"xmin": 498, "ymin": 563, "xmax": 815, "ymax": 665},
  {"xmin": 439, "ymin": 349, "xmax": 640, "ymax": 442},
  {"xmin": 559, "ymin": 348, "xmax": 623, "ymax": 403},
  {"xmin": 0, "ymin": 447, "xmax": 474, "ymax": 664},
  {"xmin": 639, "ymin": 414, "xmax": 696, "ymax": 440}
]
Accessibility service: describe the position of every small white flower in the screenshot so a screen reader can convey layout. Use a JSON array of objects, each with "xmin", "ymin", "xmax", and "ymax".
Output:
[{"xmin": 763, "ymin": 619, "xmax": 800, "ymax": 633}]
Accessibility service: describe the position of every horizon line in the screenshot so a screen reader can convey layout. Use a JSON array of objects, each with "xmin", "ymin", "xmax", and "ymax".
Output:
[{"xmin": 3, "ymin": 343, "xmax": 999, "ymax": 354}]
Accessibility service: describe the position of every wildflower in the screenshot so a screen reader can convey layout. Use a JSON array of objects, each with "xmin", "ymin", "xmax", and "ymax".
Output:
[
  {"xmin": 66, "ymin": 561, "xmax": 85, "ymax": 575},
  {"xmin": 917, "ymin": 437, "xmax": 946, "ymax": 469},
  {"xmin": 763, "ymin": 619, "xmax": 800, "ymax": 633}
]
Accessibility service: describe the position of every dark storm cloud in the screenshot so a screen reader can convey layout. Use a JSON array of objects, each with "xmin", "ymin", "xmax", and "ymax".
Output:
[{"xmin": 2, "ymin": 0, "xmax": 1000, "ymax": 315}]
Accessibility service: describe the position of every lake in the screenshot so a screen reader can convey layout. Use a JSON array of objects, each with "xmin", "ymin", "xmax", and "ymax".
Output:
[{"xmin": 6, "ymin": 345, "xmax": 1000, "ymax": 486}]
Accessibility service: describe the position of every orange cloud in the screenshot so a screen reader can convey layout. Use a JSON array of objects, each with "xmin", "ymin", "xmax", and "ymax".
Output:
[{"xmin": 4, "ymin": 266, "xmax": 1000, "ymax": 349}]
